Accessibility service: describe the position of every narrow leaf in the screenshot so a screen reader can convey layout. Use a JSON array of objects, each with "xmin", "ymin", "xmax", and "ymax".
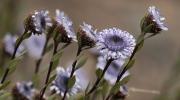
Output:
[
  {"xmin": 51, "ymin": 51, "xmax": 63, "ymax": 62},
  {"xmin": 76, "ymin": 57, "xmax": 88, "ymax": 70},
  {"xmin": 67, "ymin": 76, "xmax": 76, "ymax": 89},
  {"xmin": 48, "ymin": 74, "xmax": 56, "ymax": 85},
  {"xmin": 119, "ymin": 74, "xmax": 131, "ymax": 85},
  {"xmin": 0, "ymin": 81, "xmax": 11, "ymax": 90},
  {"xmin": 8, "ymin": 58, "xmax": 21, "ymax": 75},
  {"xmin": 96, "ymin": 68, "xmax": 103, "ymax": 78},
  {"xmin": 110, "ymin": 81, "xmax": 121, "ymax": 95},
  {"xmin": 45, "ymin": 43, "xmax": 53, "ymax": 53},
  {"xmin": 125, "ymin": 59, "xmax": 135, "ymax": 70}
]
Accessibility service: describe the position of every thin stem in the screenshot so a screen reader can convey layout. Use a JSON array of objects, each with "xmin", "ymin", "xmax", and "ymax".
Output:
[
  {"xmin": 35, "ymin": 36, "xmax": 50, "ymax": 74},
  {"xmin": 105, "ymin": 32, "xmax": 146, "ymax": 100},
  {"xmin": 116, "ymin": 32, "xmax": 145, "ymax": 83},
  {"xmin": 39, "ymin": 42, "xmax": 58, "ymax": 100},
  {"xmin": 62, "ymin": 46, "xmax": 82, "ymax": 100},
  {"xmin": 87, "ymin": 59, "xmax": 113, "ymax": 95},
  {"xmin": 1, "ymin": 31, "xmax": 26, "ymax": 84}
]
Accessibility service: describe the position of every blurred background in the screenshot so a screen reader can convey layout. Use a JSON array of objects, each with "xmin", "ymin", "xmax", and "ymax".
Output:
[{"xmin": 0, "ymin": 0, "xmax": 180, "ymax": 100}]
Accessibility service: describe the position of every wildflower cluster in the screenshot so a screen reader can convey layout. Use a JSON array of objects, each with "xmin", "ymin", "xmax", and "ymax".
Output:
[{"xmin": 0, "ymin": 6, "xmax": 168, "ymax": 100}]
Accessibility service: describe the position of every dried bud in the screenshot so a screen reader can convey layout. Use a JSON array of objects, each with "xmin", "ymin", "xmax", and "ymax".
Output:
[
  {"xmin": 24, "ymin": 10, "xmax": 52, "ymax": 35},
  {"xmin": 141, "ymin": 6, "xmax": 168, "ymax": 34},
  {"xmin": 77, "ymin": 22, "xmax": 97, "ymax": 49}
]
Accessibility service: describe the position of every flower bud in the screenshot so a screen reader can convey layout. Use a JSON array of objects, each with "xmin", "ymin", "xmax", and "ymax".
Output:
[
  {"xmin": 141, "ymin": 6, "xmax": 168, "ymax": 34},
  {"xmin": 77, "ymin": 22, "xmax": 97, "ymax": 49},
  {"xmin": 52, "ymin": 10, "xmax": 76, "ymax": 44},
  {"xmin": 24, "ymin": 10, "xmax": 52, "ymax": 35}
]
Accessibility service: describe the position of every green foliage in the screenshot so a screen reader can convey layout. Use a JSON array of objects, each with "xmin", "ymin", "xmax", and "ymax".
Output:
[
  {"xmin": 76, "ymin": 57, "xmax": 88, "ymax": 70},
  {"xmin": 67, "ymin": 76, "xmax": 76, "ymax": 89},
  {"xmin": 125, "ymin": 59, "xmax": 135, "ymax": 70},
  {"xmin": 110, "ymin": 74, "xmax": 131, "ymax": 95},
  {"xmin": 48, "ymin": 94, "xmax": 58, "ymax": 100},
  {"xmin": 45, "ymin": 43, "xmax": 53, "ymax": 53},
  {"xmin": 48, "ymin": 74, "xmax": 57, "ymax": 85},
  {"xmin": 0, "ymin": 80, "xmax": 11, "ymax": 90},
  {"xmin": 0, "ymin": 92, "xmax": 12, "ymax": 100},
  {"xmin": 96, "ymin": 68, "xmax": 103, "ymax": 79},
  {"xmin": 7, "ymin": 55, "xmax": 22, "ymax": 75},
  {"xmin": 51, "ymin": 51, "xmax": 63, "ymax": 71},
  {"xmin": 32, "ymin": 74, "xmax": 40, "ymax": 88}
]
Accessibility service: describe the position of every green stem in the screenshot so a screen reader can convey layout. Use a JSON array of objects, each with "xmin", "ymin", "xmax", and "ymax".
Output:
[
  {"xmin": 62, "ymin": 46, "xmax": 82, "ymax": 100},
  {"xmin": 35, "ymin": 36, "xmax": 50, "ymax": 74},
  {"xmin": 87, "ymin": 59, "xmax": 113, "ymax": 95},
  {"xmin": 1, "ymin": 31, "xmax": 27, "ymax": 84},
  {"xmin": 39, "ymin": 42, "xmax": 58, "ymax": 100}
]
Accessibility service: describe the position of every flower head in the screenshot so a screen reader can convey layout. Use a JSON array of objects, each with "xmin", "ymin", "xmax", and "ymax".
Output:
[
  {"xmin": 3, "ymin": 34, "xmax": 25, "ymax": 57},
  {"xmin": 141, "ymin": 6, "xmax": 168, "ymax": 33},
  {"xmin": 50, "ymin": 67, "xmax": 81, "ymax": 97},
  {"xmin": 96, "ymin": 28, "xmax": 136, "ymax": 60},
  {"xmin": 24, "ymin": 34, "xmax": 46, "ymax": 60},
  {"xmin": 77, "ymin": 22, "xmax": 97, "ymax": 48},
  {"xmin": 53, "ymin": 10, "xmax": 76, "ymax": 43},
  {"xmin": 24, "ymin": 10, "xmax": 52, "ymax": 35},
  {"xmin": 12, "ymin": 82, "xmax": 35, "ymax": 100},
  {"xmin": 97, "ymin": 56, "xmax": 129, "ymax": 85}
]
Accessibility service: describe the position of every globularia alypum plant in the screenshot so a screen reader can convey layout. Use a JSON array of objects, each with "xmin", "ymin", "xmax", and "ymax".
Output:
[{"xmin": 0, "ymin": 6, "xmax": 168, "ymax": 100}]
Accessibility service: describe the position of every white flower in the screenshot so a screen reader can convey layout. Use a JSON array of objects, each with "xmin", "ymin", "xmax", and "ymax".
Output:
[
  {"xmin": 55, "ymin": 9, "xmax": 76, "ymax": 41},
  {"xmin": 96, "ymin": 28, "xmax": 136, "ymax": 60},
  {"xmin": 50, "ymin": 67, "xmax": 81, "ymax": 97},
  {"xmin": 3, "ymin": 34, "xmax": 25, "ymax": 57},
  {"xmin": 78, "ymin": 22, "xmax": 97, "ymax": 48},
  {"xmin": 97, "ymin": 56, "xmax": 129, "ymax": 85},
  {"xmin": 14, "ymin": 82, "xmax": 35, "ymax": 100},
  {"xmin": 24, "ymin": 34, "xmax": 46, "ymax": 60},
  {"xmin": 148, "ymin": 6, "xmax": 168, "ymax": 31}
]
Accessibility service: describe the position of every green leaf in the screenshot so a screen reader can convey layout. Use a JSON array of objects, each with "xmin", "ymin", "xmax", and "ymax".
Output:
[
  {"xmin": 125, "ymin": 59, "xmax": 135, "ymax": 70},
  {"xmin": 52, "ymin": 58, "xmax": 60, "ymax": 71},
  {"xmin": 76, "ymin": 57, "xmax": 88, "ymax": 70},
  {"xmin": 119, "ymin": 74, "xmax": 131, "ymax": 85},
  {"xmin": 45, "ymin": 43, "xmax": 53, "ymax": 53},
  {"xmin": 51, "ymin": 51, "xmax": 63, "ymax": 71},
  {"xmin": 48, "ymin": 74, "xmax": 56, "ymax": 85},
  {"xmin": 47, "ymin": 94, "xmax": 58, "ymax": 100},
  {"xmin": 0, "ymin": 92, "xmax": 11, "ymax": 99},
  {"xmin": 96, "ymin": 68, "xmax": 103, "ymax": 78},
  {"xmin": 100, "ymin": 80, "xmax": 109, "ymax": 99},
  {"xmin": 136, "ymin": 39, "xmax": 144, "ymax": 52},
  {"xmin": 8, "ymin": 57, "xmax": 21, "ymax": 75},
  {"xmin": 110, "ymin": 75, "xmax": 131, "ymax": 95},
  {"xmin": 140, "ymin": 15, "xmax": 146, "ymax": 31},
  {"xmin": 0, "ymin": 80, "xmax": 11, "ymax": 90},
  {"xmin": 110, "ymin": 81, "xmax": 121, "ymax": 95},
  {"xmin": 67, "ymin": 76, "xmax": 76, "ymax": 89},
  {"xmin": 32, "ymin": 74, "xmax": 40, "ymax": 88},
  {"xmin": 51, "ymin": 51, "xmax": 63, "ymax": 62},
  {"xmin": 22, "ymin": 32, "xmax": 31, "ymax": 39},
  {"xmin": 143, "ymin": 24, "xmax": 153, "ymax": 33}
]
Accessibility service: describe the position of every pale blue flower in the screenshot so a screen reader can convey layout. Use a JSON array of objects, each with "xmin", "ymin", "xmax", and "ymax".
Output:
[
  {"xmin": 148, "ymin": 6, "xmax": 168, "ymax": 31},
  {"xmin": 96, "ymin": 28, "xmax": 136, "ymax": 60},
  {"xmin": 50, "ymin": 67, "xmax": 81, "ymax": 97}
]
